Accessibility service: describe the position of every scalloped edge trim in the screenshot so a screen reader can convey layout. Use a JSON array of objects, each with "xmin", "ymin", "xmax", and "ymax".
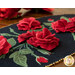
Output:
[{"xmin": 45, "ymin": 52, "xmax": 75, "ymax": 67}]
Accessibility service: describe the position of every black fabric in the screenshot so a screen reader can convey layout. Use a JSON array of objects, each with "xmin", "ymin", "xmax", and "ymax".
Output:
[{"xmin": 0, "ymin": 14, "xmax": 75, "ymax": 67}]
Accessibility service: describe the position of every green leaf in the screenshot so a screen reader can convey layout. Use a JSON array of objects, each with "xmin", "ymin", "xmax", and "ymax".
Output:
[
  {"xmin": 9, "ymin": 28, "xmax": 20, "ymax": 35},
  {"xmin": 43, "ymin": 22, "xmax": 52, "ymax": 26},
  {"xmin": 13, "ymin": 53, "xmax": 28, "ymax": 67},
  {"xmin": 72, "ymin": 33, "xmax": 75, "ymax": 40},
  {"xmin": 9, "ymin": 51, "xmax": 28, "ymax": 67},
  {"xmin": 19, "ymin": 49, "xmax": 32, "ymax": 55},
  {"xmin": 1, "ymin": 33, "xmax": 18, "ymax": 37},
  {"xmin": 0, "ymin": 55, "xmax": 6, "ymax": 59},
  {"xmin": 9, "ymin": 51, "xmax": 18, "ymax": 58},
  {"xmin": 60, "ymin": 16, "xmax": 69, "ymax": 22},
  {"xmin": 7, "ymin": 38, "xmax": 16, "ymax": 47}
]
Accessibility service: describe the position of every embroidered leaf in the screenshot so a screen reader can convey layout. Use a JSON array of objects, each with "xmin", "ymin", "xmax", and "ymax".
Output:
[
  {"xmin": 19, "ymin": 49, "xmax": 32, "ymax": 55},
  {"xmin": 72, "ymin": 33, "xmax": 75, "ymax": 40},
  {"xmin": 13, "ymin": 53, "xmax": 28, "ymax": 67},
  {"xmin": 1, "ymin": 33, "xmax": 18, "ymax": 37},
  {"xmin": 9, "ymin": 51, "xmax": 18, "ymax": 58},
  {"xmin": 7, "ymin": 38, "xmax": 16, "ymax": 47},
  {"xmin": 9, "ymin": 28, "xmax": 20, "ymax": 35},
  {"xmin": 9, "ymin": 51, "xmax": 28, "ymax": 67},
  {"xmin": 43, "ymin": 22, "xmax": 52, "ymax": 26},
  {"xmin": 60, "ymin": 16, "xmax": 69, "ymax": 22},
  {"xmin": 0, "ymin": 55, "xmax": 6, "ymax": 59}
]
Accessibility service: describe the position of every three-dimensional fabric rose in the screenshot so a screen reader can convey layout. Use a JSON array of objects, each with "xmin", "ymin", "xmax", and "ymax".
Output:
[
  {"xmin": 69, "ymin": 17, "xmax": 75, "ymax": 22},
  {"xmin": 17, "ymin": 17, "xmax": 42, "ymax": 31},
  {"xmin": 51, "ymin": 18, "xmax": 75, "ymax": 33},
  {"xmin": 18, "ymin": 28, "xmax": 59, "ymax": 51},
  {"xmin": 0, "ymin": 36, "xmax": 11, "ymax": 55},
  {"xmin": 0, "ymin": 8, "xmax": 21, "ymax": 20}
]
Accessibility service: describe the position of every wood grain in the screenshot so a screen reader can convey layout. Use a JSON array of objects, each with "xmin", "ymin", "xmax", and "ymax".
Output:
[{"xmin": 0, "ymin": 8, "xmax": 75, "ymax": 67}]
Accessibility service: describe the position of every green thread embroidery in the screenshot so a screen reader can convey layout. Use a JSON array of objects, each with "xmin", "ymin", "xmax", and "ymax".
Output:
[
  {"xmin": 72, "ymin": 33, "xmax": 75, "ymax": 40},
  {"xmin": 43, "ymin": 19, "xmax": 54, "ymax": 31},
  {"xmin": 9, "ymin": 28, "xmax": 20, "ymax": 35},
  {"xmin": 60, "ymin": 16, "xmax": 70, "ymax": 22},
  {"xmin": 1, "ymin": 33, "xmax": 18, "ymax": 37},
  {"xmin": 7, "ymin": 38, "xmax": 16, "ymax": 47},
  {"xmin": 0, "ymin": 55, "xmax": 6, "ymax": 59},
  {"xmin": 9, "ymin": 51, "xmax": 28, "ymax": 67},
  {"xmin": 28, "ymin": 44, "xmax": 51, "ymax": 55}
]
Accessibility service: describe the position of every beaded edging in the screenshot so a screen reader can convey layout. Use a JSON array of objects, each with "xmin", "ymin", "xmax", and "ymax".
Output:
[{"xmin": 45, "ymin": 52, "xmax": 75, "ymax": 67}]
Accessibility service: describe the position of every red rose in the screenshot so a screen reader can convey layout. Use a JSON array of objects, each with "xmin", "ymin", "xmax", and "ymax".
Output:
[
  {"xmin": 51, "ymin": 19, "xmax": 67, "ymax": 33},
  {"xmin": 0, "ymin": 36, "xmax": 11, "ymax": 55},
  {"xmin": 18, "ymin": 30, "xmax": 37, "ymax": 43},
  {"xmin": 65, "ymin": 22, "xmax": 75, "ymax": 33},
  {"xmin": 27, "ymin": 28, "xmax": 59, "ymax": 51},
  {"xmin": 18, "ymin": 31, "xmax": 32, "ymax": 43},
  {"xmin": 36, "ymin": 56, "xmax": 48, "ymax": 63},
  {"xmin": 17, "ymin": 17, "xmax": 42, "ymax": 31},
  {"xmin": 48, "ymin": 18, "xmax": 54, "ymax": 21},
  {"xmin": 18, "ymin": 28, "xmax": 59, "ymax": 51},
  {"xmin": 42, "ymin": 8, "xmax": 54, "ymax": 12},
  {"xmin": 0, "ymin": 8, "xmax": 21, "ymax": 20},
  {"xmin": 69, "ymin": 17, "xmax": 75, "ymax": 22},
  {"xmin": 27, "ymin": 36, "xmax": 39, "ymax": 47}
]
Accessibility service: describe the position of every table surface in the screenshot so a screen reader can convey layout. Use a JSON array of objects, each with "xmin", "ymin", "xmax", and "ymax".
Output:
[{"xmin": 0, "ymin": 8, "xmax": 75, "ymax": 67}]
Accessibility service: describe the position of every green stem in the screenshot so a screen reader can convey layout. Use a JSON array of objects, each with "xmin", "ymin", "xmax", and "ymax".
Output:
[
  {"xmin": 9, "ymin": 28, "xmax": 20, "ymax": 35},
  {"xmin": 12, "ymin": 32, "xmax": 20, "ymax": 35},
  {"xmin": 26, "ymin": 43, "xmax": 37, "ymax": 57},
  {"xmin": 10, "ymin": 43, "xmax": 25, "ymax": 52},
  {"xmin": 72, "ymin": 33, "xmax": 75, "ymax": 40}
]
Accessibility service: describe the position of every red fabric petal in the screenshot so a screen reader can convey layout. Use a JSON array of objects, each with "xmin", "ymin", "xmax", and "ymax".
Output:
[
  {"xmin": 37, "ymin": 57, "xmax": 48, "ymax": 63},
  {"xmin": 51, "ymin": 19, "xmax": 67, "ymax": 33},
  {"xmin": 17, "ymin": 17, "xmax": 42, "ymax": 31},
  {"xmin": 0, "ymin": 36, "xmax": 11, "ymax": 56}
]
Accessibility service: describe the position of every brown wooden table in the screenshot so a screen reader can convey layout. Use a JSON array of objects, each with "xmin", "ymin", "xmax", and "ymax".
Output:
[{"xmin": 0, "ymin": 8, "xmax": 75, "ymax": 67}]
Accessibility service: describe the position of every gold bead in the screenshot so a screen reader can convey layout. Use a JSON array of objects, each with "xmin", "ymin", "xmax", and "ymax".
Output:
[{"xmin": 64, "ymin": 55, "xmax": 75, "ymax": 66}]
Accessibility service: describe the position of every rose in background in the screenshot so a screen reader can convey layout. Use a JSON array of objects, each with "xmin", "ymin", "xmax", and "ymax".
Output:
[
  {"xmin": 0, "ymin": 8, "xmax": 54, "ymax": 20},
  {"xmin": 0, "ymin": 8, "xmax": 21, "ymax": 20}
]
